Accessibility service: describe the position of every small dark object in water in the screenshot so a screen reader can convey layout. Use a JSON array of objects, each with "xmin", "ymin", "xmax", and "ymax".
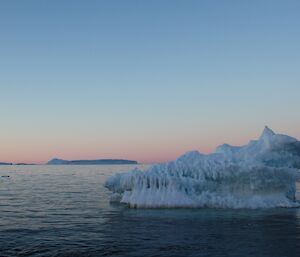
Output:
[{"xmin": 1, "ymin": 175, "xmax": 10, "ymax": 178}]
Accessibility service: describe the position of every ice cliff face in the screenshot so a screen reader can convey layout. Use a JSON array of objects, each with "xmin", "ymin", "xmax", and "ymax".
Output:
[{"xmin": 105, "ymin": 127, "xmax": 300, "ymax": 208}]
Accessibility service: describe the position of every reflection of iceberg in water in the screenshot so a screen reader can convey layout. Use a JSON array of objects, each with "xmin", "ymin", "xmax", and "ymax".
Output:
[{"xmin": 105, "ymin": 127, "xmax": 300, "ymax": 208}]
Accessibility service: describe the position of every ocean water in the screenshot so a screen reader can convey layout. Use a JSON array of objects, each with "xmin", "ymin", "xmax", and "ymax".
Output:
[{"xmin": 0, "ymin": 165, "xmax": 300, "ymax": 257}]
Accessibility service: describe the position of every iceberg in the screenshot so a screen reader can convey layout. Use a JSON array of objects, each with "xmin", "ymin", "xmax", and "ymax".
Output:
[{"xmin": 105, "ymin": 127, "xmax": 300, "ymax": 209}]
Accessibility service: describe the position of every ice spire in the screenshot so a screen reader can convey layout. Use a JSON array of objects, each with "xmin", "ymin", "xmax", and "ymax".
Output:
[
  {"xmin": 260, "ymin": 126, "xmax": 275, "ymax": 139},
  {"xmin": 259, "ymin": 126, "xmax": 276, "ymax": 148}
]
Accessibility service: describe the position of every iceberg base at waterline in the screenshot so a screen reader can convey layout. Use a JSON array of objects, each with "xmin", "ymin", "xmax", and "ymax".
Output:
[{"xmin": 105, "ymin": 127, "xmax": 300, "ymax": 209}]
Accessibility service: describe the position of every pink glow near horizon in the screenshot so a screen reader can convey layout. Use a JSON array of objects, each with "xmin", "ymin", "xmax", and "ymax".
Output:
[
  {"xmin": 0, "ymin": 139, "xmax": 213, "ymax": 164},
  {"xmin": 0, "ymin": 137, "xmax": 259, "ymax": 164},
  {"xmin": 1, "ymin": 128, "xmax": 299, "ymax": 164}
]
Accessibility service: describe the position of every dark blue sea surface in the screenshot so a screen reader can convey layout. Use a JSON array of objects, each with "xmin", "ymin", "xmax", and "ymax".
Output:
[{"xmin": 0, "ymin": 165, "xmax": 300, "ymax": 257}]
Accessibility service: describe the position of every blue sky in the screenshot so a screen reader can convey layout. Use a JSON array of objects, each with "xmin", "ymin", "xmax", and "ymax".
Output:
[{"xmin": 0, "ymin": 0, "xmax": 300, "ymax": 163}]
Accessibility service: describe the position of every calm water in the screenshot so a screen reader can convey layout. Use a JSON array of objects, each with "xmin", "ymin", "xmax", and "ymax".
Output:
[{"xmin": 0, "ymin": 165, "xmax": 300, "ymax": 257}]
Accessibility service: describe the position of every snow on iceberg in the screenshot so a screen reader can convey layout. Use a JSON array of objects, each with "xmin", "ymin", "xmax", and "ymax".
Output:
[{"xmin": 105, "ymin": 127, "xmax": 300, "ymax": 209}]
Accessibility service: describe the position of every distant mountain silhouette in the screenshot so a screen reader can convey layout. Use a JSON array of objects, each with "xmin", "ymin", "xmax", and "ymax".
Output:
[{"xmin": 46, "ymin": 158, "xmax": 138, "ymax": 165}]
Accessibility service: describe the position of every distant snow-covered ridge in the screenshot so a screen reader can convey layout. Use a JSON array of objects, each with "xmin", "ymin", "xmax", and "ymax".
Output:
[{"xmin": 105, "ymin": 127, "xmax": 300, "ymax": 209}]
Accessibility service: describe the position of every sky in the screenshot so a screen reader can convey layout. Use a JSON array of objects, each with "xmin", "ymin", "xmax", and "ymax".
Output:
[{"xmin": 0, "ymin": 0, "xmax": 300, "ymax": 164}]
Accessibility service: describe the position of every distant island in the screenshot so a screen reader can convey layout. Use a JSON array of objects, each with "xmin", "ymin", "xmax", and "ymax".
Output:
[
  {"xmin": 0, "ymin": 159, "xmax": 138, "ymax": 165},
  {"xmin": 0, "ymin": 162, "xmax": 13, "ymax": 165},
  {"xmin": 46, "ymin": 158, "xmax": 138, "ymax": 165},
  {"xmin": 0, "ymin": 162, "xmax": 36, "ymax": 165},
  {"xmin": 15, "ymin": 163, "xmax": 36, "ymax": 165}
]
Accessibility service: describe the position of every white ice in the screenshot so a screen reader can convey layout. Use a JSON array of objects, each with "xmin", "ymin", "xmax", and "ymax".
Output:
[{"xmin": 105, "ymin": 127, "xmax": 300, "ymax": 208}]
